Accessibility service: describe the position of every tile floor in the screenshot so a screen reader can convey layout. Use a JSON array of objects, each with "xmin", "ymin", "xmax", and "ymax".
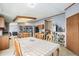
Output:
[{"xmin": 59, "ymin": 46, "xmax": 76, "ymax": 56}]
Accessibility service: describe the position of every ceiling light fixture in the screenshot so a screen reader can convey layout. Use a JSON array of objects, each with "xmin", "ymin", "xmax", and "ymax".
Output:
[{"xmin": 27, "ymin": 3, "xmax": 37, "ymax": 8}]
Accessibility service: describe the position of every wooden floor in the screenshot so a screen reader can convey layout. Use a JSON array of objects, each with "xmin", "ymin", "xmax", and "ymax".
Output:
[{"xmin": 0, "ymin": 39, "xmax": 76, "ymax": 56}]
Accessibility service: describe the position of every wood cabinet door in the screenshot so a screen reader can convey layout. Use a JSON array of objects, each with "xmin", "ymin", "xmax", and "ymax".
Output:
[
  {"xmin": 1, "ymin": 36, "xmax": 9, "ymax": 50},
  {"xmin": 66, "ymin": 13, "xmax": 79, "ymax": 55},
  {"xmin": 67, "ymin": 16, "xmax": 74, "ymax": 51},
  {"xmin": 0, "ymin": 17, "xmax": 5, "ymax": 28}
]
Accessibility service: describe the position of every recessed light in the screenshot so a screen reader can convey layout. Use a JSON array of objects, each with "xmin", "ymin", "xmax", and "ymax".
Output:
[{"xmin": 27, "ymin": 3, "xmax": 37, "ymax": 8}]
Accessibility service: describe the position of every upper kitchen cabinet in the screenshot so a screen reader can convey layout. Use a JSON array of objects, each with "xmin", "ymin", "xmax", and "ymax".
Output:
[
  {"xmin": 0, "ymin": 16, "xmax": 5, "ymax": 28},
  {"xmin": 37, "ymin": 24, "xmax": 44, "ymax": 29}
]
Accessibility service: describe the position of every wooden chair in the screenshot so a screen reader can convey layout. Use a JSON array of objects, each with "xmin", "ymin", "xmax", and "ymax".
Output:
[
  {"xmin": 38, "ymin": 33, "xmax": 44, "ymax": 40},
  {"xmin": 14, "ymin": 39, "xmax": 22, "ymax": 56},
  {"xmin": 46, "ymin": 33, "xmax": 53, "ymax": 42},
  {"xmin": 35, "ymin": 33, "xmax": 44, "ymax": 40}
]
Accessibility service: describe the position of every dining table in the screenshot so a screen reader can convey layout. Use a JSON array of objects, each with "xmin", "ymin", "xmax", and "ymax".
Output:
[{"xmin": 18, "ymin": 37, "xmax": 60, "ymax": 56}]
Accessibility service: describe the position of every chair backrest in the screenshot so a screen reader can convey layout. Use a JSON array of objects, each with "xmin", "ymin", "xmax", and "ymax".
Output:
[
  {"xmin": 46, "ymin": 33, "xmax": 53, "ymax": 41},
  {"xmin": 14, "ymin": 39, "xmax": 22, "ymax": 56}
]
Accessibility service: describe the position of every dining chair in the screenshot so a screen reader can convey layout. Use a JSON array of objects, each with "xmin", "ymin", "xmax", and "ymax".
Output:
[
  {"xmin": 46, "ymin": 33, "xmax": 53, "ymax": 42},
  {"xmin": 14, "ymin": 39, "xmax": 22, "ymax": 56}
]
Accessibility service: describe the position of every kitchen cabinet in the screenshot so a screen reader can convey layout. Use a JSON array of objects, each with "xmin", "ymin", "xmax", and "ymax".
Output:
[
  {"xmin": 0, "ymin": 16, "xmax": 5, "ymax": 28},
  {"xmin": 0, "ymin": 36, "xmax": 9, "ymax": 50},
  {"xmin": 67, "ymin": 13, "xmax": 79, "ymax": 55},
  {"xmin": 37, "ymin": 24, "xmax": 44, "ymax": 29}
]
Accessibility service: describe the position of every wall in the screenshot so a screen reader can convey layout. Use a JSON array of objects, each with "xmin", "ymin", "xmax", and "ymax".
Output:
[
  {"xmin": 9, "ymin": 22, "xmax": 19, "ymax": 34},
  {"xmin": 52, "ymin": 13, "xmax": 65, "ymax": 31}
]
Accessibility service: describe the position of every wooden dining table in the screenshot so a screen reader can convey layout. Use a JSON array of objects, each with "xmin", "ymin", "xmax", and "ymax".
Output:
[{"xmin": 18, "ymin": 37, "xmax": 60, "ymax": 56}]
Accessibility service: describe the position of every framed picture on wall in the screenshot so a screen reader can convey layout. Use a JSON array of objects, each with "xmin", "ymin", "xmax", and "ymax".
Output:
[{"xmin": 56, "ymin": 24, "xmax": 65, "ymax": 32}]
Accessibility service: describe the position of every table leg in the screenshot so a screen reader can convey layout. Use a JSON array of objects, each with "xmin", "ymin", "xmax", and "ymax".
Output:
[
  {"xmin": 57, "ymin": 48, "xmax": 59, "ymax": 56},
  {"xmin": 52, "ymin": 53, "xmax": 54, "ymax": 56},
  {"xmin": 52, "ymin": 48, "xmax": 59, "ymax": 56}
]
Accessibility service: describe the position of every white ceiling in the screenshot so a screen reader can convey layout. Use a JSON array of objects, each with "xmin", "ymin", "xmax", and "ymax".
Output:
[{"xmin": 0, "ymin": 3, "xmax": 71, "ymax": 22}]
